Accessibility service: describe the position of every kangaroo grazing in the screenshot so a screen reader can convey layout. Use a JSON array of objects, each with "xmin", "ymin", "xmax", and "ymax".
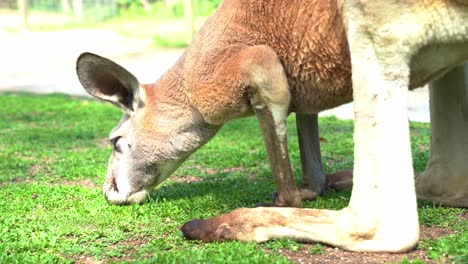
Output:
[{"xmin": 77, "ymin": 0, "xmax": 468, "ymax": 252}]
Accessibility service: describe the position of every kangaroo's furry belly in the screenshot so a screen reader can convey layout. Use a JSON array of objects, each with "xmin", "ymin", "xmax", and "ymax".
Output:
[
  {"xmin": 275, "ymin": 39, "xmax": 354, "ymax": 113},
  {"xmin": 287, "ymin": 77, "xmax": 353, "ymax": 114}
]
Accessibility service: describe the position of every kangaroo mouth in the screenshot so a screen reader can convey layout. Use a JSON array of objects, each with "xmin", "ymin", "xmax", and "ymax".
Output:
[{"xmin": 104, "ymin": 183, "xmax": 149, "ymax": 205}]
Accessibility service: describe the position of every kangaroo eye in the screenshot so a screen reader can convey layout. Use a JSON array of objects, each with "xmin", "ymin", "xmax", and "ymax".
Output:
[{"xmin": 110, "ymin": 137, "xmax": 122, "ymax": 153}]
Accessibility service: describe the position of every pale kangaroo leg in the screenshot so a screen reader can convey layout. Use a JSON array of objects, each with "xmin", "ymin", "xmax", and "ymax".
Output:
[
  {"xmin": 324, "ymin": 65, "xmax": 468, "ymax": 198},
  {"xmin": 182, "ymin": 5, "xmax": 420, "ymax": 252},
  {"xmin": 244, "ymin": 45, "xmax": 302, "ymax": 207},
  {"xmin": 416, "ymin": 63, "xmax": 468, "ymax": 207},
  {"xmin": 296, "ymin": 113, "xmax": 326, "ymax": 200}
]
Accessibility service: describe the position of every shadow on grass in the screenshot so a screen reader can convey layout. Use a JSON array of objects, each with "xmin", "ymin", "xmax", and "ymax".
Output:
[
  {"xmin": 151, "ymin": 173, "xmax": 276, "ymax": 208},
  {"xmin": 149, "ymin": 171, "xmax": 352, "ymax": 214}
]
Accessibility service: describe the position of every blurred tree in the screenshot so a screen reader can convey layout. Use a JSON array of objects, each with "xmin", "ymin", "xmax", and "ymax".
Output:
[
  {"xmin": 73, "ymin": 0, "xmax": 83, "ymax": 22},
  {"xmin": 140, "ymin": 0, "xmax": 151, "ymax": 11},
  {"xmin": 0, "ymin": 0, "xmax": 16, "ymax": 9},
  {"xmin": 164, "ymin": 0, "xmax": 176, "ymax": 7},
  {"xmin": 17, "ymin": 0, "xmax": 28, "ymax": 30},
  {"xmin": 61, "ymin": 0, "xmax": 71, "ymax": 13},
  {"xmin": 184, "ymin": 0, "xmax": 194, "ymax": 42}
]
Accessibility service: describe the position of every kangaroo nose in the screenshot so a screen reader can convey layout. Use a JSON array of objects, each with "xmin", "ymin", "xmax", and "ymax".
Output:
[
  {"xmin": 110, "ymin": 177, "xmax": 119, "ymax": 192},
  {"xmin": 103, "ymin": 181, "xmax": 149, "ymax": 205}
]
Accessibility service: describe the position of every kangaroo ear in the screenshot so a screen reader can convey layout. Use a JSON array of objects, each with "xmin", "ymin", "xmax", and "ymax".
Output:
[{"xmin": 76, "ymin": 52, "xmax": 139, "ymax": 112}]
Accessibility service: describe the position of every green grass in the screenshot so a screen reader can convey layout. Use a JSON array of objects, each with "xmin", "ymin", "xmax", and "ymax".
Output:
[{"xmin": 0, "ymin": 93, "xmax": 466, "ymax": 263}]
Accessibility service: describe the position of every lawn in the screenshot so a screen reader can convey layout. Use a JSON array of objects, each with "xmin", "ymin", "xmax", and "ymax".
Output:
[{"xmin": 0, "ymin": 93, "xmax": 466, "ymax": 263}]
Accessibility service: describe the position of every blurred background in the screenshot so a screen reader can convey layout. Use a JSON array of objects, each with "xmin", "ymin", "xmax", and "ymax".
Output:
[
  {"xmin": 1, "ymin": 0, "xmax": 220, "ymax": 45},
  {"xmin": 0, "ymin": 0, "xmax": 429, "ymax": 121},
  {"xmin": 0, "ymin": 0, "xmax": 220, "ymax": 96}
]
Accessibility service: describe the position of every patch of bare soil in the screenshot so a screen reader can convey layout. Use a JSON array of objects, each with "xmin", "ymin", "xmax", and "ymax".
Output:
[
  {"xmin": 20, "ymin": 157, "xmax": 100, "ymax": 188},
  {"xmin": 198, "ymin": 166, "xmax": 244, "ymax": 175},
  {"xmin": 170, "ymin": 166, "xmax": 247, "ymax": 184},
  {"xmin": 220, "ymin": 166, "xmax": 244, "ymax": 173},
  {"xmin": 170, "ymin": 175, "xmax": 203, "ymax": 184},
  {"xmin": 183, "ymin": 165, "xmax": 245, "ymax": 175},
  {"xmin": 95, "ymin": 138, "xmax": 110, "ymax": 149},
  {"xmin": 276, "ymin": 247, "xmax": 430, "ymax": 264},
  {"xmin": 416, "ymin": 143, "xmax": 430, "ymax": 152},
  {"xmin": 71, "ymin": 256, "xmax": 102, "ymax": 264},
  {"xmin": 1, "ymin": 177, "xmax": 35, "ymax": 187},
  {"xmin": 5, "ymin": 176, "xmax": 100, "ymax": 189},
  {"xmin": 27, "ymin": 157, "xmax": 54, "ymax": 177},
  {"xmin": 420, "ymin": 225, "xmax": 456, "ymax": 240},
  {"xmin": 106, "ymin": 236, "xmax": 153, "ymax": 262},
  {"xmin": 217, "ymin": 166, "xmax": 258, "ymax": 180},
  {"xmin": 459, "ymin": 211, "xmax": 468, "ymax": 221},
  {"xmin": 28, "ymin": 164, "xmax": 44, "ymax": 175},
  {"xmin": 59, "ymin": 179, "xmax": 100, "ymax": 188},
  {"xmin": 274, "ymin": 225, "xmax": 455, "ymax": 264},
  {"xmin": 67, "ymin": 236, "xmax": 152, "ymax": 263}
]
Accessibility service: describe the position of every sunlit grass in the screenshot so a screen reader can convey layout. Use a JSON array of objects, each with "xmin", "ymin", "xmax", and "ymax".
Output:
[{"xmin": 0, "ymin": 93, "xmax": 466, "ymax": 263}]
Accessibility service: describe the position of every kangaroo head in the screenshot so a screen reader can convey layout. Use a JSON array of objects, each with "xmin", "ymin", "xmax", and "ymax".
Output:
[{"xmin": 76, "ymin": 53, "xmax": 218, "ymax": 205}]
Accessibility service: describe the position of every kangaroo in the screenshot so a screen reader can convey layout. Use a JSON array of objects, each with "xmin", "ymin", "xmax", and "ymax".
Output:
[
  {"xmin": 76, "ymin": 0, "xmax": 353, "ymax": 207},
  {"xmin": 77, "ymin": 0, "xmax": 468, "ymax": 252},
  {"xmin": 175, "ymin": 0, "xmax": 468, "ymax": 253}
]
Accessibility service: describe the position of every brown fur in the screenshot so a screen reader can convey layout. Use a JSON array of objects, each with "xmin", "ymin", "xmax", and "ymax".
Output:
[
  {"xmin": 178, "ymin": 0, "xmax": 468, "ymax": 252},
  {"xmin": 77, "ymin": 0, "xmax": 468, "ymax": 249},
  {"xmin": 75, "ymin": 0, "xmax": 370, "ymax": 207},
  {"xmin": 118, "ymin": 0, "xmax": 356, "ymax": 207},
  {"xmin": 162, "ymin": 0, "xmax": 352, "ymax": 126}
]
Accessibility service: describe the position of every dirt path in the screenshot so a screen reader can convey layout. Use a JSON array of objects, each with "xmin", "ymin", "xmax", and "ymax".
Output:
[{"xmin": 0, "ymin": 29, "xmax": 183, "ymax": 96}]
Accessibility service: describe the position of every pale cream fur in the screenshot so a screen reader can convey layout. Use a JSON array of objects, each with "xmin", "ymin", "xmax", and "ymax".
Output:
[
  {"xmin": 179, "ymin": 0, "xmax": 468, "ymax": 253},
  {"xmin": 77, "ymin": 0, "xmax": 468, "ymax": 252}
]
